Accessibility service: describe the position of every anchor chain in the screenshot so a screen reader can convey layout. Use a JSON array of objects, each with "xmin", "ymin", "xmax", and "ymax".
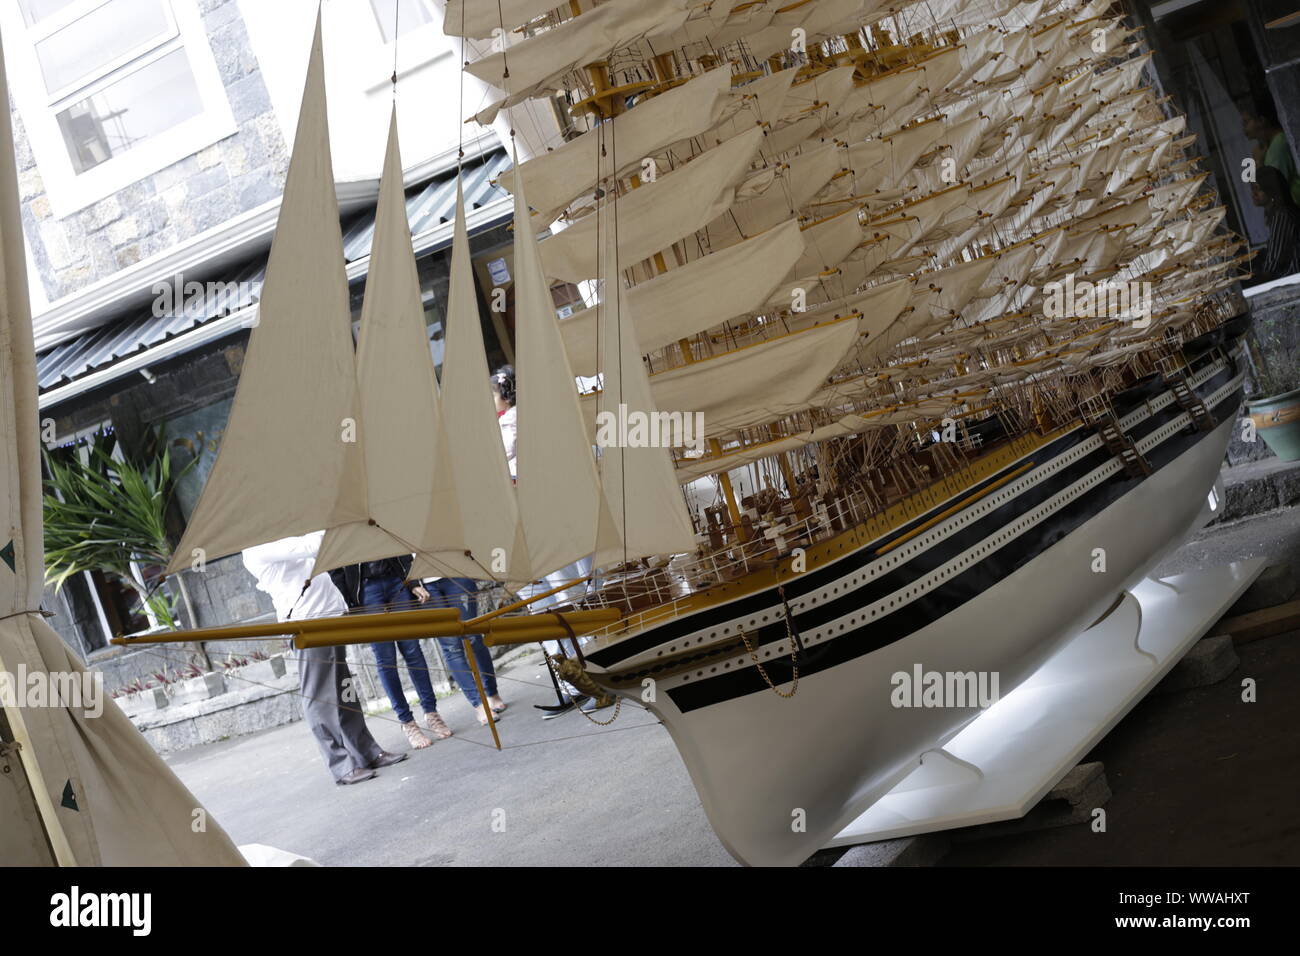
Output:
[
  {"xmin": 550, "ymin": 655, "xmax": 622, "ymax": 726},
  {"xmin": 739, "ymin": 590, "xmax": 800, "ymax": 698}
]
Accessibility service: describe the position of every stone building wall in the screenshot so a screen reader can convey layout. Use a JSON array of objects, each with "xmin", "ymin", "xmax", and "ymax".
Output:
[{"xmin": 13, "ymin": 0, "xmax": 288, "ymax": 303}]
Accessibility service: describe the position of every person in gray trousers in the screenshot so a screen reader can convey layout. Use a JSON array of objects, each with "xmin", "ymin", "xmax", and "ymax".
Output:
[{"xmin": 242, "ymin": 533, "xmax": 407, "ymax": 785}]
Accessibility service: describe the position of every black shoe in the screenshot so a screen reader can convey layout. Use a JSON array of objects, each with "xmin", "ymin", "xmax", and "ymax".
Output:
[
  {"xmin": 336, "ymin": 767, "xmax": 377, "ymax": 786},
  {"xmin": 368, "ymin": 751, "xmax": 408, "ymax": 769},
  {"xmin": 537, "ymin": 695, "xmax": 587, "ymax": 720}
]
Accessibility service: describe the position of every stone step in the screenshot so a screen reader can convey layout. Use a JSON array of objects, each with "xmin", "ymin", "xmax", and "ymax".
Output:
[{"xmin": 1212, "ymin": 455, "xmax": 1300, "ymax": 524}]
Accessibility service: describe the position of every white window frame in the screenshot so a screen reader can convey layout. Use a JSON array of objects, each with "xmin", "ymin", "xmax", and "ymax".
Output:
[
  {"xmin": 0, "ymin": 0, "xmax": 238, "ymax": 217},
  {"xmin": 368, "ymin": 0, "xmax": 435, "ymax": 45},
  {"xmin": 363, "ymin": 0, "xmax": 447, "ymax": 92},
  {"xmin": 28, "ymin": 0, "xmax": 179, "ymax": 102}
]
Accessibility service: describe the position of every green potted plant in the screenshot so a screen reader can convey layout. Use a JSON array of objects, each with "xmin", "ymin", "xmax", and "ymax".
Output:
[
  {"xmin": 42, "ymin": 426, "xmax": 211, "ymax": 667},
  {"xmin": 1245, "ymin": 319, "xmax": 1300, "ymax": 461}
]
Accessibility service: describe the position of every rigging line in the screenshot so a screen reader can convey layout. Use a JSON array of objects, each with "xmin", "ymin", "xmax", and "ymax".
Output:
[
  {"xmin": 391, "ymin": 0, "xmax": 400, "ymax": 99},
  {"xmin": 131, "ymin": 643, "xmax": 646, "ymax": 754},
  {"xmin": 365, "ymin": 517, "xmax": 527, "ymax": 606},
  {"xmin": 608, "ymin": 83, "xmax": 629, "ymax": 571},
  {"xmin": 494, "ymin": 0, "xmax": 509, "ymax": 81},
  {"xmin": 458, "ymin": 0, "xmax": 466, "ymax": 163}
]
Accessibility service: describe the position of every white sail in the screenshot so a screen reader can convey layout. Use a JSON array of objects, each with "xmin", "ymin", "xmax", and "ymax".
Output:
[
  {"xmin": 675, "ymin": 399, "xmax": 957, "ymax": 483},
  {"xmin": 561, "ymin": 218, "xmax": 805, "ymax": 373},
  {"xmin": 787, "ymin": 206, "xmax": 865, "ymax": 279},
  {"xmin": 511, "ymin": 152, "xmax": 617, "ymax": 578},
  {"xmin": 500, "ymin": 67, "xmax": 735, "ymax": 225},
  {"xmin": 413, "ymin": 180, "xmax": 527, "ymax": 582},
  {"xmin": 837, "ymin": 120, "xmax": 948, "ymax": 191},
  {"xmin": 707, "ymin": 144, "xmax": 845, "ymax": 243},
  {"xmin": 441, "ymin": 0, "xmax": 563, "ymax": 39},
  {"xmin": 0, "ymin": 4, "xmax": 245, "ymax": 867},
  {"xmin": 705, "ymin": 67, "xmax": 798, "ymax": 145},
  {"xmin": 775, "ymin": 65, "xmax": 858, "ymax": 125},
  {"xmin": 638, "ymin": 316, "xmax": 861, "ymax": 437},
  {"xmin": 592, "ymin": 191, "xmax": 698, "ymax": 562},
  {"xmin": 759, "ymin": 114, "xmax": 825, "ymax": 161},
  {"xmin": 539, "ymin": 127, "xmax": 764, "ymax": 281},
  {"xmin": 314, "ymin": 109, "xmax": 464, "ymax": 576},
  {"xmin": 167, "ymin": 15, "xmax": 365, "ymax": 573},
  {"xmin": 467, "ymin": 0, "xmax": 693, "ymax": 123}
]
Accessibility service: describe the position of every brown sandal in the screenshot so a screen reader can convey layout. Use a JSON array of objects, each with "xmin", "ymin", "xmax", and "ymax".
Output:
[
  {"xmin": 402, "ymin": 721, "xmax": 433, "ymax": 749},
  {"xmin": 424, "ymin": 712, "xmax": 453, "ymax": 739}
]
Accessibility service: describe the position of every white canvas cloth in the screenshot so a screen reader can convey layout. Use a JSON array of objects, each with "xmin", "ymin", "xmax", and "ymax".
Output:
[
  {"xmin": 511, "ymin": 152, "xmax": 617, "ymax": 580},
  {"xmin": 539, "ymin": 128, "xmax": 764, "ymax": 282},
  {"xmin": 675, "ymin": 399, "xmax": 955, "ymax": 482},
  {"xmin": 591, "ymin": 190, "xmax": 698, "ymax": 562},
  {"xmin": 169, "ymin": 17, "xmax": 366, "ymax": 573},
  {"xmin": 413, "ymin": 182, "xmax": 524, "ymax": 582},
  {"xmin": 560, "ymin": 218, "xmax": 805, "ymax": 374},
  {"xmin": 599, "ymin": 315, "xmax": 862, "ymax": 438},
  {"xmin": 704, "ymin": 67, "xmax": 797, "ymax": 146},
  {"xmin": 440, "ymin": 0, "xmax": 567, "ymax": 39},
  {"xmin": 467, "ymin": 0, "xmax": 693, "ymax": 124},
  {"xmin": 787, "ymin": 207, "xmax": 865, "ymax": 280},
  {"xmin": 0, "ymin": 31, "xmax": 243, "ymax": 865},
  {"xmin": 315, "ymin": 109, "xmax": 465, "ymax": 576},
  {"xmin": 501, "ymin": 67, "xmax": 735, "ymax": 226},
  {"xmin": 709, "ymin": 144, "xmax": 845, "ymax": 243}
]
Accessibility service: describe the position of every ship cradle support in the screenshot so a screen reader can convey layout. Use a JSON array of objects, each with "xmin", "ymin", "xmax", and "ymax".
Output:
[{"xmin": 584, "ymin": 347, "xmax": 1246, "ymax": 866}]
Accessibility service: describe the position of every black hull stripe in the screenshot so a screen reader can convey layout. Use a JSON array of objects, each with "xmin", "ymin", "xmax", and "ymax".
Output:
[
  {"xmin": 589, "ymin": 359, "xmax": 1235, "ymax": 669},
  {"xmin": 665, "ymin": 384, "xmax": 1241, "ymax": 714},
  {"xmin": 585, "ymin": 425, "xmax": 1086, "ymax": 668}
]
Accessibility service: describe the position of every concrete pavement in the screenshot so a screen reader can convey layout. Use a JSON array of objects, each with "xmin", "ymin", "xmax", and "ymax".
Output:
[{"xmin": 166, "ymin": 650, "xmax": 738, "ymax": 866}]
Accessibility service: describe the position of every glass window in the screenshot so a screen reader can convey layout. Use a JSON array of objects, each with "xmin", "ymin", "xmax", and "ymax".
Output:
[
  {"xmin": 35, "ymin": 0, "xmax": 171, "ymax": 95},
  {"xmin": 168, "ymin": 397, "xmax": 234, "ymax": 522},
  {"xmin": 17, "ymin": 0, "xmax": 78, "ymax": 26},
  {"xmin": 370, "ymin": 0, "xmax": 434, "ymax": 44},
  {"xmin": 56, "ymin": 48, "xmax": 204, "ymax": 174}
]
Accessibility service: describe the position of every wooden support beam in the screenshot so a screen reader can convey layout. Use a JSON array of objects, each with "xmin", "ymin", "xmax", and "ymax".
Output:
[{"xmin": 1216, "ymin": 599, "xmax": 1300, "ymax": 645}]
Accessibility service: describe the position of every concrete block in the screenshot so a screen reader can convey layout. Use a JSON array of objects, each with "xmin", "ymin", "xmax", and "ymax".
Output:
[
  {"xmin": 1228, "ymin": 562, "xmax": 1298, "ymax": 614},
  {"xmin": 1156, "ymin": 635, "xmax": 1239, "ymax": 694},
  {"xmin": 1220, "ymin": 475, "xmax": 1278, "ymax": 522},
  {"xmin": 133, "ymin": 676, "xmax": 302, "ymax": 753},
  {"xmin": 1275, "ymin": 470, "xmax": 1300, "ymax": 508},
  {"xmin": 830, "ymin": 833, "xmax": 951, "ymax": 867}
]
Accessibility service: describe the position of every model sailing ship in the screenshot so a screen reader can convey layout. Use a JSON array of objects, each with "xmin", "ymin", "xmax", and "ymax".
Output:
[{"xmin": 137, "ymin": 0, "xmax": 1252, "ymax": 866}]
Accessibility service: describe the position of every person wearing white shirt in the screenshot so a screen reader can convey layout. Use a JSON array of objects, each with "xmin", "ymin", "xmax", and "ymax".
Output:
[
  {"xmin": 242, "ymin": 532, "xmax": 406, "ymax": 785},
  {"xmin": 491, "ymin": 364, "xmax": 518, "ymax": 479}
]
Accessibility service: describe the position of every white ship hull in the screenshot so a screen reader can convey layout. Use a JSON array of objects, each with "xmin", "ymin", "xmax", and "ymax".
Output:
[{"xmin": 589, "ymin": 354, "xmax": 1243, "ymax": 866}]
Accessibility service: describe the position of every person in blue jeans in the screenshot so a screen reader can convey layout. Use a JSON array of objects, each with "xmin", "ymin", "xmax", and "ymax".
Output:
[
  {"xmin": 425, "ymin": 577, "xmax": 507, "ymax": 726},
  {"xmin": 329, "ymin": 556, "xmax": 452, "ymax": 749}
]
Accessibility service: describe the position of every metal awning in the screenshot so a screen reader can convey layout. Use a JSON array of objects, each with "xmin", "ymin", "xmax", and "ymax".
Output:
[{"xmin": 37, "ymin": 150, "xmax": 512, "ymax": 396}]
